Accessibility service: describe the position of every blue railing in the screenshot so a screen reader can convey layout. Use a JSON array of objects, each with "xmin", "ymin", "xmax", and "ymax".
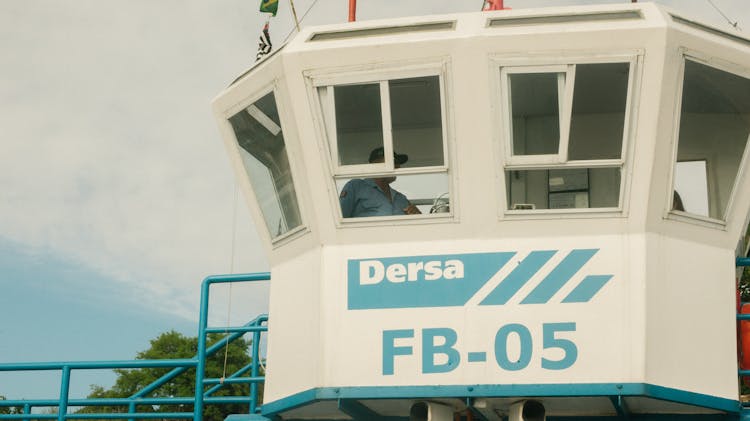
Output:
[{"xmin": 0, "ymin": 272, "xmax": 271, "ymax": 420}]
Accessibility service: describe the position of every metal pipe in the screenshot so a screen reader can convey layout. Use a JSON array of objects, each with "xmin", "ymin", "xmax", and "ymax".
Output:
[
  {"xmin": 203, "ymin": 362, "xmax": 254, "ymax": 397},
  {"xmin": 0, "ymin": 359, "xmax": 196, "ymax": 371},
  {"xmin": 193, "ymin": 279, "xmax": 210, "ymax": 421},
  {"xmin": 193, "ymin": 273, "xmax": 269, "ymax": 419},
  {"xmin": 202, "ymin": 376, "xmax": 264, "ymax": 385},
  {"xmin": 63, "ymin": 414, "xmax": 194, "ymax": 420},
  {"xmin": 0, "ymin": 415, "xmax": 197, "ymax": 420},
  {"xmin": 738, "ymin": 257, "xmax": 750, "ymax": 267},
  {"xmin": 250, "ymin": 330, "xmax": 261, "ymax": 413},
  {"xmin": 348, "ymin": 0, "xmax": 356, "ymax": 22},
  {"xmin": 203, "ymin": 272, "xmax": 271, "ymax": 285},
  {"xmin": 131, "ymin": 317, "xmax": 265, "ymax": 399},
  {"xmin": 1, "ymin": 396, "xmax": 252, "ymax": 408},
  {"xmin": 204, "ymin": 325, "xmax": 267, "ymax": 334},
  {"xmin": 58, "ymin": 366, "xmax": 70, "ymax": 421}
]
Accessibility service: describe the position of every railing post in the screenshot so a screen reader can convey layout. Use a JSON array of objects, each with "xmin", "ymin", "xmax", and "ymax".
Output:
[
  {"xmin": 58, "ymin": 366, "xmax": 71, "ymax": 421},
  {"xmin": 23, "ymin": 403, "xmax": 30, "ymax": 421},
  {"xmin": 250, "ymin": 328, "xmax": 261, "ymax": 413},
  {"xmin": 128, "ymin": 400, "xmax": 136, "ymax": 421},
  {"xmin": 194, "ymin": 279, "xmax": 211, "ymax": 421}
]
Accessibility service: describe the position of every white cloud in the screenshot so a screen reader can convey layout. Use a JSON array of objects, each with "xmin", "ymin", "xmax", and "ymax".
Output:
[{"xmin": 0, "ymin": 0, "xmax": 270, "ymax": 323}]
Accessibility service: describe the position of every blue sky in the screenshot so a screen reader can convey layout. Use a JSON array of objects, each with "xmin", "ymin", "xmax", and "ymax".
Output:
[{"xmin": 1, "ymin": 0, "xmax": 747, "ymax": 406}]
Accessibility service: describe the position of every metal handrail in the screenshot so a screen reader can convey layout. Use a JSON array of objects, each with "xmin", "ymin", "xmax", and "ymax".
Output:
[{"xmin": 0, "ymin": 272, "xmax": 271, "ymax": 421}]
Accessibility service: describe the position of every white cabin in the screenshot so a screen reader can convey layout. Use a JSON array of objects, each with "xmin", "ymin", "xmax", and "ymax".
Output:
[{"xmin": 213, "ymin": 3, "xmax": 750, "ymax": 420}]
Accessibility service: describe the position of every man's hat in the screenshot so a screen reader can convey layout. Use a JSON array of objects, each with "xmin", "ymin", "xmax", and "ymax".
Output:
[{"xmin": 368, "ymin": 146, "xmax": 408, "ymax": 165}]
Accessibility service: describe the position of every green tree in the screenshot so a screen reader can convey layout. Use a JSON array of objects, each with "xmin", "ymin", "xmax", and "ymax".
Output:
[
  {"xmin": 0, "ymin": 395, "xmax": 22, "ymax": 415},
  {"xmin": 79, "ymin": 330, "xmax": 261, "ymax": 420}
]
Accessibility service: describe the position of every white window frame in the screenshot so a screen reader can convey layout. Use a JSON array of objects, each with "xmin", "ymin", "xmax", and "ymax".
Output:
[
  {"xmin": 502, "ymin": 64, "xmax": 574, "ymax": 166},
  {"xmin": 306, "ymin": 60, "xmax": 455, "ymax": 224},
  {"xmin": 310, "ymin": 63, "xmax": 449, "ymax": 178},
  {"xmin": 666, "ymin": 51, "xmax": 750, "ymax": 228},
  {"xmin": 223, "ymin": 83, "xmax": 308, "ymax": 246},
  {"xmin": 494, "ymin": 53, "xmax": 640, "ymax": 217}
]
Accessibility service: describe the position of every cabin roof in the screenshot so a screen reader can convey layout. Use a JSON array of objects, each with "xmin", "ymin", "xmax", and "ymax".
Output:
[{"xmin": 225, "ymin": 2, "xmax": 749, "ymax": 90}]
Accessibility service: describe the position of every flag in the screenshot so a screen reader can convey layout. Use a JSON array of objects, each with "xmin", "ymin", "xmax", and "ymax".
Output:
[
  {"xmin": 260, "ymin": 0, "xmax": 278, "ymax": 16},
  {"xmin": 256, "ymin": 22, "xmax": 272, "ymax": 61}
]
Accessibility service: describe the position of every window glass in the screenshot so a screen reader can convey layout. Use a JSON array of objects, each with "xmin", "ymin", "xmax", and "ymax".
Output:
[
  {"xmin": 568, "ymin": 63, "xmax": 629, "ymax": 160},
  {"xmin": 674, "ymin": 60, "xmax": 750, "ymax": 220},
  {"xmin": 506, "ymin": 168, "xmax": 620, "ymax": 210},
  {"xmin": 318, "ymin": 71, "xmax": 450, "ymax": 220},
  {"xmin": 390, "ymin": 76, "xmax": 445, "ymax": 167},
  {"xmin": 502, "ymin": 61, "xmax": 632, "ymax": 214},
  {"xmin": 229, "ymin": 92, "xmax": 302, "ymax": 238},
  {"xmin": 334, "ymin": 83, "xmax": 383, "ymax": 165},
  {"xmin": 337, "ymin": 173, "xmax": 450, "ymax": 217},
  {"xmin": 673, "ymin": 160, "xmax": 709, "ymax": 215},
  {"xmin": 510, "ymin": 72, "xmax": 561, "ymax": 155}
]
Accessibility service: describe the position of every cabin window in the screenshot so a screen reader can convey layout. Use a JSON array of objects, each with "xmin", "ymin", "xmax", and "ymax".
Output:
[
  {"xmin": 228, "ymin": 91, "xmax": 303, "ymax": 239},
  {"xmin": 671, "ymin": 58, "xmax": 750, "ymax": 222},
  {"xmin": 315, "ymin": 71, "xmax": 450, "ymax": 220},
  {"xmin": 501, "ymin": 61, "xmax": 632, "ymax": 212}
]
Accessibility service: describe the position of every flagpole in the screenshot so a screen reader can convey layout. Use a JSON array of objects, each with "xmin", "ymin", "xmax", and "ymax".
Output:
[{"xmin": 289, "ymin": 0, "xmax": 301, "ymax": 31}]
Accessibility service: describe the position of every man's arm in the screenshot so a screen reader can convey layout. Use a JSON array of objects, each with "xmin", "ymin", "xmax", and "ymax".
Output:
[{"xmin": 403, "ymin": 203, "xmax": 421, "ymax": 215}]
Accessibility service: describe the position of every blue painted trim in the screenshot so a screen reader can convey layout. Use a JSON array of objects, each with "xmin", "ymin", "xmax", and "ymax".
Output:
[{"xmin": 260, "ymin": 383, "xmax": 740, "ymax": 416}]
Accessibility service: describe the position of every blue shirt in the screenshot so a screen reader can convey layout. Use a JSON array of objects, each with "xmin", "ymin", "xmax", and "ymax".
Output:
[{"xmin": 339, "ymin": 179, "xmax": 410, "ymax": 218}]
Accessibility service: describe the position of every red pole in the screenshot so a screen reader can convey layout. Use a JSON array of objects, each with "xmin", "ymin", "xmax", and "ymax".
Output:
[
  {"xmin": 348, "ymin": 0, "xmax": 356, "ymax": 22},
  {"xmin": 483, "ymin": 0, "xmax": 508, "ymax": 11}
]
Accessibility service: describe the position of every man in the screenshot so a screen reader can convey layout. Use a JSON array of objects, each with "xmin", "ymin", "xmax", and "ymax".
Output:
[{"xmin": 339, "ymin": 147, "xmax": 421, "ymax": 218}]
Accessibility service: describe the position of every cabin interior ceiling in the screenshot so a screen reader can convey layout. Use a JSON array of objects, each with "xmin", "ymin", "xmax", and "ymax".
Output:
[{"xmin": 682, "ymin": 61, "xmax": 750, "ymax": 113}]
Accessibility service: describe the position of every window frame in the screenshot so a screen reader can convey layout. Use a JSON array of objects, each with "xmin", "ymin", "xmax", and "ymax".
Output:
[
  {"xmin": 666, "ymin": 51, "xmax": 750, "ymax": 228},
  {"xmin": 493, "ymin": 52, "xmax": 641, "ymax": 217},
  {"xmin": 223, "ymin": 83, "xmax": 309, "ymax": 246},
  {"xmin": 306, "ymin": 60, "xmax": 455, "ymax": 224},
  {"xmin": 502, "ymin": 64, "xmax": 574, "ymax": 166}
]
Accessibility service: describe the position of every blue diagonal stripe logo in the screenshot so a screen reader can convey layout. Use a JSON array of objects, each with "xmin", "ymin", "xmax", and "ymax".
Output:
[
  {"xmin": 562, "ymin": 275, "xmax": 613, "ymax": 303},
  {"xmin": 347, "ymin": 249, "xmax": 613, "ymax": 309},
  {"xmin": 480, "ymin": 250, "xmax": 556, "ymax": 306},
  {"xmin": 520, "ymin": 249, "xmax": 598, "ymax": 304}
]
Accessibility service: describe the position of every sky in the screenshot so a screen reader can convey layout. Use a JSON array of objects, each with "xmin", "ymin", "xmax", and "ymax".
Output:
[{"xmin": 0, "ymin": 0, "xmax": 747, "ymax": 407}]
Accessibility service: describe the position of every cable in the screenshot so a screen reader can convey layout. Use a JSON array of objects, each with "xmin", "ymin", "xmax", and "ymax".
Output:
[
  {"xmin": 706, "ymin": 0, "xmax": 741, "ymax": 30},
  {"xmin": 220, "ymin": 183, "xmax": 240, "ymax": 383},
  {"xmin": 282, "ymin": 0, "xmax": 322, "ymax": 44}
]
